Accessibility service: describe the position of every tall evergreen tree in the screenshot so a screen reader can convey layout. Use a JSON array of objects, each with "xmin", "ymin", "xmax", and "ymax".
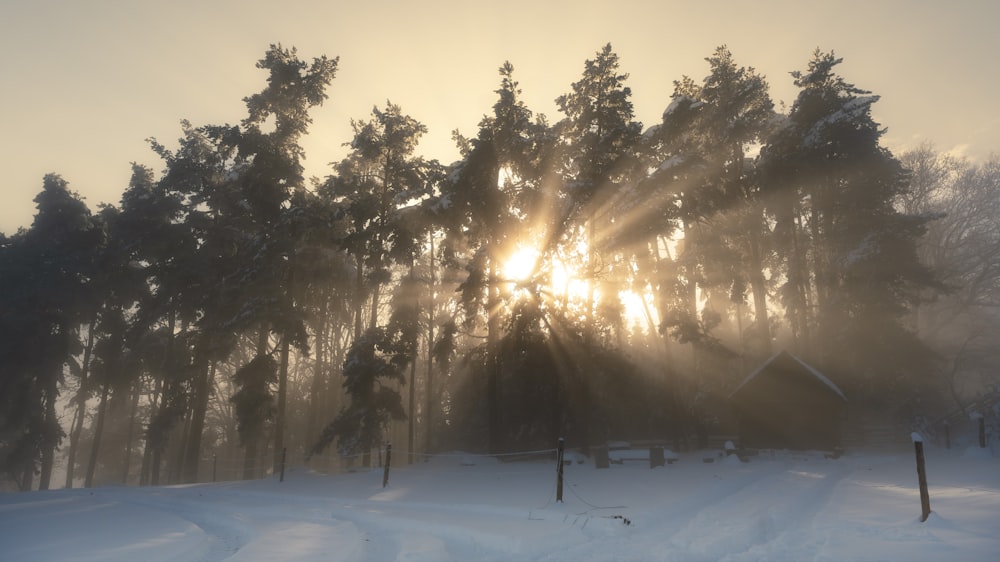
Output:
[
  {"xmin": 652, "ymin": 46, "xmax": 776, "ymax": 364},
  {"xmin": 554, "ymin": 44, "xmax": 643, "ymax": 326},
  {"xmin": 0, "ymin": 175, "xmax": 103, "ymax": 489},
  {"xmin": 552, "ymin": 44, "xmax": 643, "ymax": 448},
  {"xmin": 760, "ymin": 50, "xmax": 942, "ymax": 403},
  {"xmin": 438, "ymin": 62, "xmax": 541, "ymax": 452},
  {"xmin": 231, "ymin": 44, "xmax": 337, "ymax": 476},
  {"xmin": 322, "ymin": 101, "xmax": 433, "ymax": 341},
  {"xmin": 316, "ymin": 100, "xmax": 434, "ymax": 462}
]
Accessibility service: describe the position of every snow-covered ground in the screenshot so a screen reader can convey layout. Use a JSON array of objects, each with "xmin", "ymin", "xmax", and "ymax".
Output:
[{"xmin": 1, "ymin": 445, "xmax": 997, "ymax": 562}]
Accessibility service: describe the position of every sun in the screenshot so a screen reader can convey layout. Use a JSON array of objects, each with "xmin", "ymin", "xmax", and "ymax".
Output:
[
  {"xmin": 500, "ymin": 241, "xmax": 654, "ymax": 332},
  {"xmin": 501, "ymin": 246, "xmax": 540, "ymax": 283}
]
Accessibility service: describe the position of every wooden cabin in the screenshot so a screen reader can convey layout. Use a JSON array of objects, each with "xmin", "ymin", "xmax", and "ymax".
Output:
[{"xmin": 729, "ymin": 351, "xmax": 847, "ymax": 450}]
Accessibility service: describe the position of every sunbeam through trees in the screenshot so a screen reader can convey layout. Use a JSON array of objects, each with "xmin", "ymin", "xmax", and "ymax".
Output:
[{"xmin": 2, "ymin": 42, "xmax": 998, "ymax": 491}]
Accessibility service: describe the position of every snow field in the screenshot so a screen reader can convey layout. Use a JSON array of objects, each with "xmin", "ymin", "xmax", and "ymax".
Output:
[{"xmin": 0, "ymin": 446, "xmax": 997, "ymax": 561}]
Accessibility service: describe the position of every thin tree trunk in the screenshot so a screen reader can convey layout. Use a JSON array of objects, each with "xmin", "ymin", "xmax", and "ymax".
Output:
[
  {"xmin": 747, "ymin": 223, "xmax": 772, "ymax": 357},
  {"xmin": 121, "ymin": 378, "xmax": 142, "ymax": 484},
  {"xmin": 305, "ymin": 286, "xmax": 329, "ymax": 450},
  {"xmin": 487, "ymin": 256, "xmax": 501, "ymax": 453},
  {"xmin": 147, "ymin": 308, "xmax": 176, "ymax": 486},
  {"xmin": 38, "ymin": 377, "xmax": 58, "ymax": 490},
  {"xmin": 244, "ymin": 324, "xmax": 269, "ymax": 480},
  {"xmin": 408, "ymin": 333, "xmax": 417, "ymax": 464},
  {"xmin": 274, "ymin": 337, "xmax": 289, "ymax": 474},
  {"xmin": 369, "ymin": 283, "xmax": 381, "ymax": 331},
  {"xmin": 182, "ymin": 358, "xmax": 212, "ymax": 483},
  {"xmin": 20, "ymin": 463, "xmax": 33, "ymax": 492},
  {"xmin": 172, "ymin": 411, "xmax": 192, "ymax": 484},
  {"xmin": 424, "ymin": 232, "xmax": 436, "ymax": 455},
  {"xmin": 274, "ymin": 263, "xmax": 295, "ymax": 474},
  {"xmin": 150, "ymin": 448, "xmax": 162, "ymax": 486},
  {"xmin": 84, "ymin": 384, "xmax": 111, "ymax": 488},
  {"xmin": 792, "ymin": 211, "xmax": 812, "ymax": 356},
  {"xmin": 140, "ymin": 375, "xmax": 163, "ymax": 486},
  {"xmin": 355, "ymin": 257, "xmax": 365, "ymax": 340},
  {"xmin": 66, "ymin": 316, "xmax": 97, "ymax": 488},
  {"xmin": 243, "ymin": 436, "xmax": 259, "ymax": 480}
]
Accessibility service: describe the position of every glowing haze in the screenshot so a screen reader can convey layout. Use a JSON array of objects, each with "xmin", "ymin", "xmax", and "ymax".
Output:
[{"xmin": 2, "ymin": 0, "xmax": 998, "ymax": 233}]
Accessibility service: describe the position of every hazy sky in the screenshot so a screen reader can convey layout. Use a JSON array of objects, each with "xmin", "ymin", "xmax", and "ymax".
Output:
[{"xmin": 2, "ymin": 0, "xmax": 997, "ymax": 233}]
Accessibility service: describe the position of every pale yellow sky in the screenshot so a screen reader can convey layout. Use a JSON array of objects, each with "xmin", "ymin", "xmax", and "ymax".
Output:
[{"xmin": 2, "ymin": 0, "xmax": 997, "ymax": 233}]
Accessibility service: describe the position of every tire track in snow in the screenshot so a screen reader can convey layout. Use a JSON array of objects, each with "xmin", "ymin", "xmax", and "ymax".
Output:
[
  {"xmin": 533, "ymin": 459, "xmax": 781, "ymax": 562},
  {"xmin": 663, "ymin": 459, "xmax": 854, "ymax": 562},
  {"xmin": 97, "ymin": 488, "xmax": 252, "ymax": 561},
  {"xmin": 104, "ymin": 486, "xmax": 371, "ymax": 562},
  {"xmin": 327, "ymin": 500, "xmax": 565, "ymax": 562}
]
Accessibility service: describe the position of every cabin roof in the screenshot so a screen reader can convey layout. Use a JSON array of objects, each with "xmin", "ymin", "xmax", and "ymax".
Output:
[{"xmin": 729, "ymin": 350, "xmax": 847, "ymax": 402}]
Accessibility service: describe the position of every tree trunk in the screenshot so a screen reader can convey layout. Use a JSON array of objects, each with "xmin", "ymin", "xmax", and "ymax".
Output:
[
  {"xmin": 146, "ymin": 308, "xmax": 176, "ymax": 486},
  {"xmin": 747, "ymin": 222, "xmax": 772, "ymax": 357},
  {"xmin": 20, "ymin": 463, "xmax": 33, "ymax": 492},
  {"xmin": 810, "ymin": 203, "xmax": 831, "ymax": 363},
  {"xmin": 243, "ymin": 436, "xmax": 259, "ymax": 480},
  {"xmin": 150, "ymin": 447, "xmax": 162, "ymax": 486},
  {"xmin": 182, "ymin": 357, "xmax": 212, "ymax": 483},
  {"xmin": 354, "ymin": 256, "xmax": 365, "ymax": 340},
  {"xmin": 244, "ymin": 323, "xmax": 269, "ymax": 480},
  {"xmin": 408, "ymin": 335, "xmax": 418, "ymax": 464},
  {"xmin": 487, "ymin": 256, "xmax": 501, "ymax": 453},
  {"xmin": 424, "ymin": 232, "xmax": 436, "ymax": 454},
  {"xmin": 66, "ymin": 316, "xmax": 97, "ymax": 488},
  {"xmin": 305, "ymin": 286, "xmax": 329, "ymax": 450},
  {"xmin": 792, "ymin": 212, "xmax": 813, "ymax": 355},
  {"xmin": 84, "ymin": 383, "xmax": 111, "ymax": 488},
  {"xmin": 274, "ymin": 262, "xmax": 295, "ymax": 474},
  {"xmin": 369, "ymin": 282, "xmax": 381, "ymax": 331},
  {"xmin": 121, "ymin": 379, "xmax": 142, "ymax": 484},
  {"xmin": 140, "ymin": 375, "xmax": 163, "ymax": 486},
  {"xmin": 274, "ymin": 337, "xmax": 290, "ymax": 474},
  {"xmin": 38, "ymin": 377, "xmax": 58, "ymax": 490}
]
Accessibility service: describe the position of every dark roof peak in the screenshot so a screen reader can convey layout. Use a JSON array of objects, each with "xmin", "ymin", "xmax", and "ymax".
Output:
[{"xmin": 729, "ymin": 350, "xmax": 847, "ymax": 402}]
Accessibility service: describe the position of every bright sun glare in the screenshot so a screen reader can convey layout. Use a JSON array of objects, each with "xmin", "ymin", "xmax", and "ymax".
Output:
[
  {"xmin": 501, "ymin": 244, "xmax": 655, "ymax": 332},
  {"xmin": 502, "ymin": 246, "xmax": 539, "ymax": 282}
]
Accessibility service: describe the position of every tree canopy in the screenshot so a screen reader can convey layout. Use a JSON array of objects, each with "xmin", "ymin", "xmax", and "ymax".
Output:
[{"xmin": 2, "ymin": 42, "xmax": 995, "ymax": 490}]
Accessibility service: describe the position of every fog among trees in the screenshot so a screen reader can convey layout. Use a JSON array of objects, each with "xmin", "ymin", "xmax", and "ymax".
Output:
[{"xmin": 2, "ymin": 43, "xmax": 997, "ymax": 490}]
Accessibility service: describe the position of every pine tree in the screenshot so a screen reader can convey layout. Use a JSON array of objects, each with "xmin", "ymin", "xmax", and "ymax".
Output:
[
  {"xmin": 310, "ymin": 324, "xmax": 408, "ymax": 466},
  {"xmin": 555, "ymin": 43, "xmax": 643, "ymax": 221},
  {"xmin": 0, "ymin": 175, "xmax": 103, "ymax": 489},
  {"xmin": 652, "ymin": 46, "xmax": 776, "ymax": 363},
  {"xmin": 437, "ymin": 62, "xmax": 541, "ymax": 452},
  {"xmin": 760, "ymin": 50, "xmax": 942, "ymax": 404},
  {"xmin": 322, "ymin": 101, "xmax": 432, "ymax": 340},
  {"xmin": 554, "ymin": 44, "xmax": 643, "ymax": 327}
]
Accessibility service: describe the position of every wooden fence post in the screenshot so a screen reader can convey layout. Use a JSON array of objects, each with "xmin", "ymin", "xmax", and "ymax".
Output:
[
  {"xmin": 912, "ymin": 433, "xmax": 932, "ymax": 522},
  {"xmin": 556, "ymin": 438, "xmax": 565, "ymax": 503},
  {"xmin": 212, "ymin": 454, "xmax": 217, "ymax": 483},
  {"xmin": 382, "ymin": 443, "xmax": 392, "ymax": 488}
]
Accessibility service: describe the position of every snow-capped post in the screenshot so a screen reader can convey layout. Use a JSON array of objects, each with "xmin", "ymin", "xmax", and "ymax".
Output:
[
  {"xmin": 556, "ymin": 437, "xmax": 565, "ymax": 503},
  {"xmin": 212, "ymin": 454, "xmax": 218, "ymax": 483},
  {"xmin": 279, "ymin": 447, "xmax": 287, "ymax": 483},
  {"xmin": 911, "ymin": 432, "xmax": 931, "ymax": 522},
  {"xmin": 382, "ymin": 443, "xmax": 392, "ymax": 488},
  {"xmin": 971, "ymin": 412, "xmax": 986, "ymax": 448}
]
